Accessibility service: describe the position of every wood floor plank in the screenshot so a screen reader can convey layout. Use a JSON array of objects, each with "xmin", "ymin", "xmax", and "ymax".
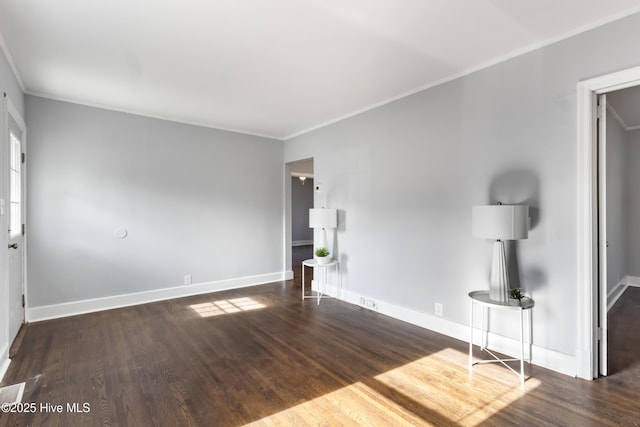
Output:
[{"xmin": 2, "ymin": 277, "xmax": 640, "ymax": 426}]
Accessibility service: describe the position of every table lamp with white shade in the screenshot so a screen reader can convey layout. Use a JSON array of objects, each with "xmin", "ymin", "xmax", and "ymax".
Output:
[
  {"xmin": 472, "ymin": 203, "xmax": 529, "ymax": 302},
  {"xmin": 309, "ymin": 208, "xmax": 337, "ymax": 263}
]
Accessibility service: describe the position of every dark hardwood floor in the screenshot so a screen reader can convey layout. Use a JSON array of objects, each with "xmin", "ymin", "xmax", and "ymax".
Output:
[
  {"xmin": 607, "ymin": 286, "xmax": 640, "ymax": 380},
  {"xmin": 1, "ymin": 272, "xmax": 640, "ymax": 426},
  {"xmin": 292, "ymin": 244, "xmax": 313, "ymax": 293}
]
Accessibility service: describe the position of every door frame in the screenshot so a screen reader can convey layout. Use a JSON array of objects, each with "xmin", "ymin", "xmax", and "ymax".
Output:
[
  {"xmin": 284, "ymin": 158, "xmax": 314, "ymax": 281},
  {"xmin": 3, "ymin": 93, "xmax": 27, "ymax": 342},
  {"xmin": 577, "ymin": 66, "xmax": 640, "ymax": 379},
  {"xmin": 597, "ymin": 93, "xmax": 607, "ymax": 377}
]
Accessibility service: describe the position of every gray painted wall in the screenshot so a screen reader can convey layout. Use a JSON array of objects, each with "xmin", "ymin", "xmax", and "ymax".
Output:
[
  {"xmin": 0, "ymin": 49, "xmax": 24, "ymax": 362},
  {"xmin": 26, "ymin": 96, "xmax": 283, "ymax": 307},
  {"xmin": 605, "ymin": 111, "xmax": 628, "ymax": 294},
  {"xmin": 291, "ymin": 177, "xmax": 313, "ymax": 242},
  {"xmin": 0, "ymin": 55, "xmax": 24, "ymax": 117},
  {"xmin": 284, "ymin": 12, "xmax": 640, "ymax": 356},
  {"xmin": 626, "ymin": 130, "xmax": 640, "ymax": 276}
]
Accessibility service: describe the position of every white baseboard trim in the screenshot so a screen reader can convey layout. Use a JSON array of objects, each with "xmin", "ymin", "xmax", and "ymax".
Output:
[
  {"xmin": 27, "ymin": 271, "xmax": 288, "ymax": 323},
  {"xmin": 284, "ymin": 270, "xmax": 294, "ymax": 280},
  {"xmin": 607, "ymin": 279, "xmax": 628, "ymax": 311},
  {"xmin": 484, "ymin": 331, "xmax": 576, "ymax": 377},
  {"xmin": 625, "ymin": 275, "xmax": 640, "ymax": 287},
  {"xmin": 0, "ymin": 344, "xmax": 10, "ymax": 383},
  {"xmin": 608, "ymin": 275, "xmax": 640, "ymax": 311},
  {"xmin": 292, "ymin": 240, "xmax": 313, "ymax": 247},
  {"xmin": 575, "ymin": 348, "xmax": 595, "ymax": 380},
  {"xmin": 317, "ymin": 283, "xmax": 577, "ymax": 377}
]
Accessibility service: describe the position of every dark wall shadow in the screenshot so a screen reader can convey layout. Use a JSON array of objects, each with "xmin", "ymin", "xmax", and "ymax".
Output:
[
  {"xmin": 332, "ymin": 209, "xmax": 347, "ymax": 275},
  {"xmin": 488, "ymin": 170, "xmax": 541, "ymax": 293}
]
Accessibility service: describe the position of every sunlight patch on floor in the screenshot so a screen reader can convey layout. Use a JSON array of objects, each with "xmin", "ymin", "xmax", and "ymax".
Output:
[
  {"xmin": 245, "ymin": 379, "xmax": 425, "ymax": 426},
  {"xmin": 246, "ymin": 348, "xmax": 540, "ymax": 426},
  {"xmin": 372, "ymin": 347, "xmax": 541, "ymax": 426},
  {"xmin": 190, "ymin": 297, "xmax": 267, "ymax": 317}
]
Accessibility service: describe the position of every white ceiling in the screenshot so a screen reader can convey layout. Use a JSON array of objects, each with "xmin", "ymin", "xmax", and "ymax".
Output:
[{"xmin": 2, "ymin": 1, "xmax": 640, "ymax": 140}]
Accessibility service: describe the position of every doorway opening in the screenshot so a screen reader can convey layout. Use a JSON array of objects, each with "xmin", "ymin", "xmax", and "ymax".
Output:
[
  {"xmin": 577, "ymin": 66, "xmax": 640, "ymax": 380},
  {"xmin": 597, "ymin": 87, "xmax": 640, "ymax": 377},
  {"xmin": 285, "ymin": 159, "xmax": 314, "ymax": 291}
]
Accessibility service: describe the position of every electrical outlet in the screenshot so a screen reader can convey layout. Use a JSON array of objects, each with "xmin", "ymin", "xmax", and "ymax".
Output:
[
  {"xmin": 359, "ymin": 297, "xmax": 366, "ymax": 305},
  {"xmin": 365, "ymin": 299, "xmax": 379, "ymax": 311},
  {"xmin": 184, "ymin": 274, "xmax": 192, "ymax": 285},
  {"xmin": 435, "ymin": 303, "xmax": 443, "ymax": 317}
]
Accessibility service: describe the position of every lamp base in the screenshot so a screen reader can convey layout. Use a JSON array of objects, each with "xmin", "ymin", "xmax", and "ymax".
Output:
[{"xmin": 489, "ymin": 240, "xmax": 509, "ymax": 302}]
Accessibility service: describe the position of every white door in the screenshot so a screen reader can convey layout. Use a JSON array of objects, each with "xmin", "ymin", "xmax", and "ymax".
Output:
[
  {"xmin": 597, "ymin": 93, "xmax": 608, "ymax": 376},
  {"xmin": 6, "ymin": 99, "xmax": 26, "ymax": 345}
]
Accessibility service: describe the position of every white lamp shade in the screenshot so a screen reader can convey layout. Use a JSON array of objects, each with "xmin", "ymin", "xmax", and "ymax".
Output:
[
  {"xmin": 309, "ymin": 208, "xmax": 337, "ymax": 229},
  {"xmin": 472, "ymin": 205, "xmax": 529, "ymax": 240}
]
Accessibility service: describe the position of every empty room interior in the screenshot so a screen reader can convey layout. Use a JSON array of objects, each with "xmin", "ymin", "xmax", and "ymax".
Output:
[{"xmin": 2, "ymin": 1, "xmax": 640, "ymax": 425}]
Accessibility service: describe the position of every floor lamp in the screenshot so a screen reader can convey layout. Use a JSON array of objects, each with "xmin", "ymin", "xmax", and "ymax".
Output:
[{"xmin": 472, "ymin": 204, "xmax": 529, "ymax": 302}]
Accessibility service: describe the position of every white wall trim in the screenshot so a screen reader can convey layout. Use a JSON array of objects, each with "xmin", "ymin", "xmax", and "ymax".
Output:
[
  {"xmin": 317, "ymin": 283, "xmax": 577, "ymax": 377},
  {"xmin": 576, "ymin": 80, "xmax": 598, "ymax": 380},
  {"xmin": 624, "ymin": 275, "xmax": 640, "ymax": 287},
  {"xmin": 26, "ymin": 91, "xmax": 284, "ymax": 141},
  {"xmin": 284, "ymin": 5, "xmax": 640, "ymax": 141},
  {"xmin": 26, "ymin": 271, "xmax": 288, "ymax": 322},
  {"xmin": 607, "ymin": 275, "xmax": 640, "ymax": 311},
  {"xmin": 607, "ymin": 278, "xmax": 628, "ymax": 311},
  {"xmin": 292, "ymin": 240, "xmax": 313, "ymax": 247},
  {"xmin": 577, "ymin": 65, "xmax": 640, "ymax": 380},
  {"xmin": 0, "ymin": 359, "xmax": 9, "ymax": 383},
  {"xmin": 0, "ymin": 344, "xmax": 9, "ymax": 382}
]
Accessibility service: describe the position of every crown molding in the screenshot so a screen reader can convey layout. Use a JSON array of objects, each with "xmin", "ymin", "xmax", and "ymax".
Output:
[
  {"xmin": 285, "ymin": 5, "xmax": 640, "ymax": 141},
  {"xmin": 26, "ymin": 90, "xmax": 285, "ymax": 141}
]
